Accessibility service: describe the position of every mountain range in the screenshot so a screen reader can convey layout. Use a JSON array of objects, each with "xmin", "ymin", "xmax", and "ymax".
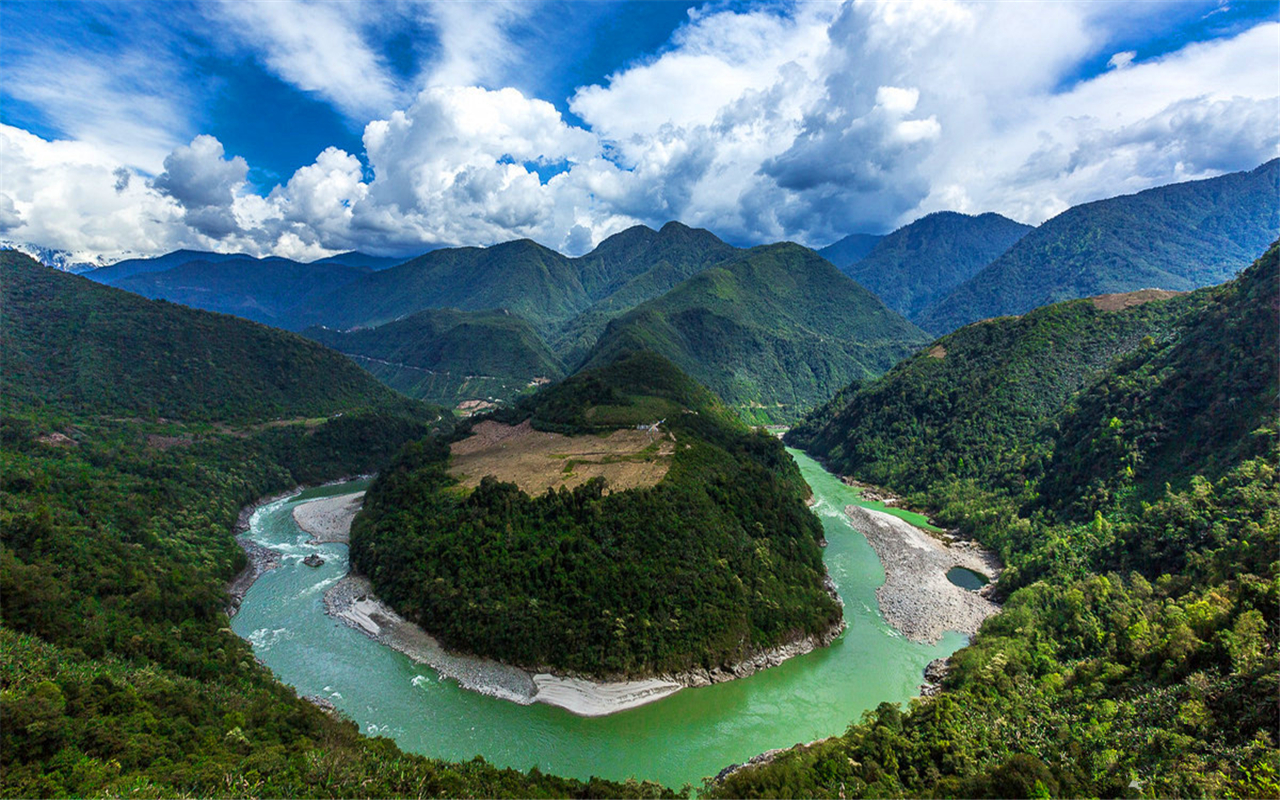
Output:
[
  {"xmin": 302, "ymin": 308, "xmax": 566, "ymax": 409},
  {"xmin": 922, "ymin": 159, "xmax": 1280, "ymax": 332},
  {"xmin": 585, "ymin": 243, "xmax": 928, "ymax": 422},
  {"xmin": 844, "ymin": 211, "xmax": 1032, "ymax": 320}
]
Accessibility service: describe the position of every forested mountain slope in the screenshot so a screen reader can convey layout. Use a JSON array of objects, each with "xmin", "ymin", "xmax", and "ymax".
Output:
[
  {"xmin": 922, "ymin": 159, "xmax": 1280, "ymax": 333},
  {"xmin": 0, "ymin": 252, "xmax": 668, "ymax": 798},
  {"xmin": 85, "ymin": 249, "xmax": 250, "ymax": 284},
  {"xmin": 110, "ymin": 258, "xmax": 370, "ymax": 327},
  {"xmin": 816, "ymin": 233, "xmax": 883, "ymax": 268},
  {"xmin": 717, "ymin": 244, "xmax": 1279, "ymax": 798},
  {"xmin": 303, "ymin": 308, "xmax": 566, "ymax": 408},
  {"xmin": 1, "ymin": 252, "xmax": 417, "ymax": 421},
  {"xmin": 551, "ymin": 222, "xmax": 739, "ymax": 367},
  {"xmin": 846, "ymin": 211, "xmax": 1031, "ymax": 319},
  {"xmin": 286, "ymin": 239, "xmax": 587, "ymax": 333},
  {"xmin": 788, "ymin": 288, "xmax": 1200, "ymax": 496},
  {"xmin": 351, "ymin": 350, "xmax": 843, "ymax": 678},
  {"xmin": 585, "ymin": 243, "xmax": 929, "ymax": 423}
]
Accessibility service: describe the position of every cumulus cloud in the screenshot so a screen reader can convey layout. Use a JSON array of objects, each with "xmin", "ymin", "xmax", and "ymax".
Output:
[
  {"xmin": 150, "ymin": 135, "xmax": 250, "ymax": 238},
  {"xmin": 6, "ymin": 2, "xmax": 1279, "ymax": 261}
]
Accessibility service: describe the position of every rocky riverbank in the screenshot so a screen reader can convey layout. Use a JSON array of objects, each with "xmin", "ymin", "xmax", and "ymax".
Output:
[
  {"xmin": 226, "ymin": 476, "xmax": 371, "ymax": 617},
  {"xmin": 844, "ymin": 504, "xmax": 1002, "ymax": 644},
  {"xmin": 226, "ymin": 537, "xmax": 281, "ymax": 617},
  {"xmin": 292, "ymin": 491, "xmax": 365, "ymax": 544}
]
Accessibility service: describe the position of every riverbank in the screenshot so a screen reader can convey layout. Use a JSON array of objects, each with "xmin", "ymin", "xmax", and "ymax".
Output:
[
  {"xmin": 844, "ymin": 505, "xmax": 1001, "ymax": 644},
  {"xmin": 310, "ymin": 487, "xmax": 846, "ymax": 715},
  {"xmin": 292, "ymin": 491, "xmax": 365, "ymax": 544},
  {"xmin": 226, "ymin": 476, "xmax": 371, "ymax": 616},
  {"xmin": 325, "ymin": 573, "xmax": 846, "ymax": 716}
]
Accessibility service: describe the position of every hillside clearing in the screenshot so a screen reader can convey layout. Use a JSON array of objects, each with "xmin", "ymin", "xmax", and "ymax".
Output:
[{"xmin": 448, "ymin": 419, "xmax": 673, "ymax": 495}]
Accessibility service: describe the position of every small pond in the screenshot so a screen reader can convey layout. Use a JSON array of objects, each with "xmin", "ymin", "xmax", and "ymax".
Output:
[{"xmin": 946, "ymin": 566, "xmax": 989, "ymax": 590}]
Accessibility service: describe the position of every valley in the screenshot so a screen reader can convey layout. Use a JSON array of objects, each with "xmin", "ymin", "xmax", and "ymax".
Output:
[
  {"xmin": 3, "ymin": 171, "xmax": 1276, "ymax": 799},
  {"xmin": 228, "ymin": 451, "xmax": 971, "ymax": 789}
]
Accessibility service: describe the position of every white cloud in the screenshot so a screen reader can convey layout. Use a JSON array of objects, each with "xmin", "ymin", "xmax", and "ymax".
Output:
[
  {"xmin": 420, "ymin": 1, "xmax": 537, "ymax": 88},
  {"xmin": 3, "ymin": 51, "xmax": 190, "ymax": 171},
  {"xmin": 209, "ymin": 1, "xmax": 400, "ymax": 121},
  {"xmin": 6, "ymin": 2, "xmax": 1278, "ymax": 262},
  {"xmin": 150, "ymin": 135, "xmax": 249, "ymax": 238},
  {"xmin": 1108, "ymin": 50, "xmax": 1137, "ymax": 70}
]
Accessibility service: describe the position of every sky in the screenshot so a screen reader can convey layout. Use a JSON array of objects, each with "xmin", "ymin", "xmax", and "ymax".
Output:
[{"xmin": 1, "ymin": 0, "xmax": 1277, "ymax": 263}]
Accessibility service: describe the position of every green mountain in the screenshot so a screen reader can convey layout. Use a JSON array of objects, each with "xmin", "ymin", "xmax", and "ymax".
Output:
[
  {"xmin": 719, "ymin": 245, "xmax": 1279, "ymax": 799},
  {"xmin": 1, "ymin": 251, "xmax": 415, "ymax": 421},
  {"xmin": 552, "ymin": 222, "xmax": 740, "ymax": 367},
  {"xmin": 846, "ymin": 211, "xmax": 1032, "ymax": 318},
  {"xmin": 86, "ymin": 249, "xmax": 251, "ymax": 284},
  {"xmin": 0, "ymin": 251, "xmax": 669, "ymax": 798},
  {"xmin": 815, "ymin": 233, "xmax": 883, "ymax": 268},
  {"xmin": 575, "ymin": 221, "xmax": 739, "ymax": 310},
  {"xmin": 311, "ymin": 251, "xmax": 411, "ymax": 270},
  {"xmin": 788, "ymin": 288, "xmax": 1200, "ymax": 496},
  {"xmin": 303, "ymin": 309, "xmax": 566, "ymax": 409},
  {"xmin": 286, "ymin": 238, "xmax": 588, "ymax": 333},
  {"xmin": 584, "ymin": 243, "xmax": 930, "ymax": 423},
  {"xmin": 1035, "ymin": 240, "xmax": 1279, "ymax": 519},
  {"xmin": 110, "ymin": 257, "xmax": 370, "ymax": 326},
  {"xmin": 352, "ymin": 350, "xmax": 842, "ymax": 678},
  {"xmin": 922, "ymin": 159, "xmax": 1280, "ymax": 333}
]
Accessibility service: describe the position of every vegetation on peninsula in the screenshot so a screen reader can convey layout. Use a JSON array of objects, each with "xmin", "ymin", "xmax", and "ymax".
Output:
[{"xmin": 351, "ymin": 350, "xmax": 844, "ymax": 678}]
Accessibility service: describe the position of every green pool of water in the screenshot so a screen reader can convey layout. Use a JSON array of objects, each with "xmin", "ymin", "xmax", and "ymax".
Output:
[
  {"xmin": 946, "ymin": 566, "xmax": 989, "ymax": 590},
  {"xmin": 231, "ymin": 450, "xmax": 968, "ymax": 789}
]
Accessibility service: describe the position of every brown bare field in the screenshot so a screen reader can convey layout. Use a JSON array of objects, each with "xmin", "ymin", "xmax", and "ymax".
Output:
[
  {"xmin": 1089, "ymin": 288, "xmax": 1183, "ymax": 311},
  {"xmin": 927, "ymin": 344, "xmax": 947, "ymax": 359},
  {"xmin": 448, "ymin": 420, "xmax": 674, "ymax": 495}
]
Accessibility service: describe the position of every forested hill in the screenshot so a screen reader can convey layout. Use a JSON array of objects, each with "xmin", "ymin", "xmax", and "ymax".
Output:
[
  {"xmin": 584, "ymin": 243, "xmax": 929, "ymax": 423},
  {"xmin": 1, "ymin": 250, "xmax": 670, "ymax": 797},
  {"xmin": 550, "ymin": 222, "xmax": 740, "ymax": 367},
  {"xmin": 289, "ymin": 221, "xmax": 738, "ymax": 337},
  {"xmin": 350, "ymin": 350, "xmax": 843, "ymax": 678},
  {"xmin": 845, "ymin": 211, "xmax": 1031, "ymax": 319},
  {"xmin": 922, "ymin": 159, "xmax": 1280, "ymax": 333},
  {"xmin": 87, "ymin": 249, "xmax": 403, "ymax": 285},
  {"xmin": 787, "ymin": 287, "xmax": 1201, "ymax": 497},
  {"xmin": 815, "ymin": 232, "xmax": 883, "ymax": 268},
  {"xmin": 303, "ymin": 308, "xmax": 567, "ymax": 408},
  {"xmin": 1035, "ymin": 240, "xmax": 1280, "ymax": 518},
  {"xmin": 1, "ymin": 251, "xmax": 420, "ymax": 421},
  {"xmin": 716, "ymin": 244, "xmax": 1278, "ymax": 799},
  {"xmin": 287, "ymin": 238, "xmax": 589, "ymax": 333},
  {"xmin": 110, "ymin": 257, "xmax": 371, "ymax": 327}
]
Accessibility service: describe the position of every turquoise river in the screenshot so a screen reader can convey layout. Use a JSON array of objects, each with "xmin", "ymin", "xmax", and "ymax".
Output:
[{"xmin": 231, "ymin": 449, "xmax": 968, "ymax": 790}]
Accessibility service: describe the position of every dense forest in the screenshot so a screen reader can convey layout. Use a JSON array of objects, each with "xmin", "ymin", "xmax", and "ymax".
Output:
[
  {"xmin": 924, "ymin": 159, "xmax": 1280, "ymax": 333},
  {"xmin": 713, "ymin": 244, "xmax": 1279, "ymax": 798},
  {"xmin": 0, "ymin": 254, "xmax": 673, "ymax": 798},
  {"xmin": 788, "ymin": 288, "xmax": 1203, "ymax": 498},
  {"xmin": 844, "ymin": 211, "xmax": 1031, "ymax": 319},
  {"xmin": 303, "ymin": 307, "xmax": 566, "ymax": 408},
  {"xmin": 351, "ymin": 351, "xmax": 844, "ymax": 677},
  {"xmin": 585, "ymin": 243, "xmax": 928, "ymax": 423}
]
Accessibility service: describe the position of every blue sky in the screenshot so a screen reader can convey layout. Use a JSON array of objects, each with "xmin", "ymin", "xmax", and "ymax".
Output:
[{"xmin": 1, "ymin": 0, "xmax": 1276, "ymax": 262}]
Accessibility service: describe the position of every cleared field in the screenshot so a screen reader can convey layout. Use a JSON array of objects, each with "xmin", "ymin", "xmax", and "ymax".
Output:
[{"xmin": 449, "ymin": 420, "xmax": 674, "ymax": 495}]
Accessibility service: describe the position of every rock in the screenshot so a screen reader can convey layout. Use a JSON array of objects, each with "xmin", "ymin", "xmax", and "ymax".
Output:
[{"xmin": 302, "ymin": 553, "xmax": 326, "ymax": 568}]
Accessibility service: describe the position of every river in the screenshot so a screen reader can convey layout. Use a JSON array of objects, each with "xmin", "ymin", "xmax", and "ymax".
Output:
[{"xmin": 231, "ymin": 449, "xmax": 968, "ymax": 789}]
